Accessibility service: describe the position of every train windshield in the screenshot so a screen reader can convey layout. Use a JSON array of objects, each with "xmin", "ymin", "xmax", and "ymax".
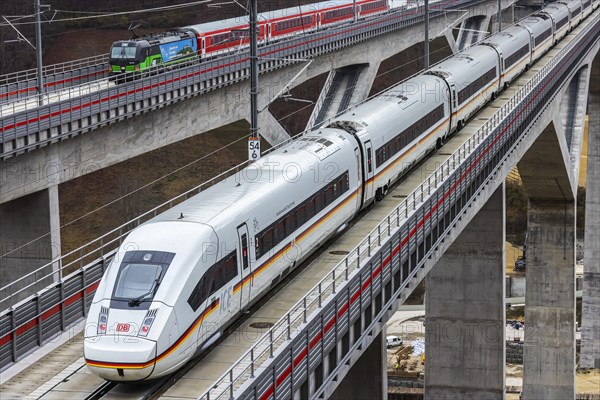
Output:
[
  {"xmin": 113, "ymin": 263, "xmax": 163, "ymax": 307},
  {"xmin": 111, "ymin": 45, "xmax": 137, "ymax": 59}
]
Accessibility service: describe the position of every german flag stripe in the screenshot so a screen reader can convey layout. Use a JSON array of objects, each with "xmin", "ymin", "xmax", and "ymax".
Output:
[{"xmin": 85, "ymin": 299, "xmax": 219, "ymax": 369}]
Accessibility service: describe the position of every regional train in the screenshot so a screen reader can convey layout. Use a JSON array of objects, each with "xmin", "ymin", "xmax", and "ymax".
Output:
[
  {"xmin": 108, "ymin": 0, "xmax": 389, "ymax": 76},
  {"xmin": 86, "ymin": 0, "xmax": 598, "ymax": 381}
]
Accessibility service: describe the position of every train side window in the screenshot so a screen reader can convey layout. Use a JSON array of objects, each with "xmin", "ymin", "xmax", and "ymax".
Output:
[
  {"xmin": 274, "ymin": 220, "xmax": 285, "ymax": 244},
  {"xmin": 313, "ymin": 192, "xmax": 324, "ymax": 214},
  {"xmin": 367, "ymin": 148, "xmax": 373, "ymax": 173},
  {"xmin": 258, "ymin": 229, "xmax": 273, "ymax": 258},
  {"xmin": 306, "ymin": 199, "xmax": 315, "ymax": 219},
  {"xmin": 296, "ymin": 205, "xmax": 307, "ymax": 227},
  {"xmin": 285, "ymin": 214, "xmax": 296, "ymax": 237},
  {"xmin": 325, "ymin": 185, "xmax": 335, "ymax": 205},
  {"xmin": 222, "ymin": 251, "xmax": 238, "ymax": 280},
  {"xmin": 188, "ymin": 276, "xmax": 208, "ymax": 311}
]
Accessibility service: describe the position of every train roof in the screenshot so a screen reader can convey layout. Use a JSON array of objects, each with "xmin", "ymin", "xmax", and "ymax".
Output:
[
  {"xmin": 517, "ymin": 14, "xmax": 553, "ymax": 35},
  {"xmin": 538, "ymin": 2, "xmax": 570, "ymax": 20},
  {"xmin": 558, "ymin": 0, "xmax": 583, "ymax": 9},
  {"xmin": 335, "ymin": 74, "xmax": 446, "ymax": 125},
  {"xmin": 482, "ymin": 25, "xmax": 530, "ymax": 51},
  {"xmin": 148, "ymin": 131, "xmax": 351, "ymax": 226},
  {"xmin": 425, "ymin": 45, "xmax": 498, "ymax": 82},
  {"xmin": 183, "ymin": 0, "xmax": 365, "ymax": 33}
]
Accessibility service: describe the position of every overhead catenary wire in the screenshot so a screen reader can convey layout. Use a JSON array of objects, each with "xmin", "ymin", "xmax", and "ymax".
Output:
[
  {"xmin": 1, "ymin": 3, "xmax": 466, "ymax": 258},
  {"xmin": 0, "ymin": 0, "xmax": 216, "ymax": 27}
]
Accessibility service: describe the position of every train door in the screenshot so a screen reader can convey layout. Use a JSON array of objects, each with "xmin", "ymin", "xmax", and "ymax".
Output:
[
  {"xmin": 363, "ymin": 140, "xmax": 375, "ymax": 203},
  {"xmin": 355, "ymin": 147, "xmax": 363, "ymax": 210},
  {"xmin": 449, "ymin": 82, "xmax": 458, "ymax": 130},
  {"xmin": 237, "ymin": 223, "xmax": 253, "ymax": 310}
]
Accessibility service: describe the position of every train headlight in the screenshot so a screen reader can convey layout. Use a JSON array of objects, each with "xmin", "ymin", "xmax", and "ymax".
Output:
[
  {"xmin": 97, "ymin": 306, "xmax": 109, "ymax": 335},
  {"xmin": 139, "ymin": 309, "xmax": 158, "ymax": 337}
]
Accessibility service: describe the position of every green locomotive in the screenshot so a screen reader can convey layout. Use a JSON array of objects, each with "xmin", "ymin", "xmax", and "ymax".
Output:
[{"xmin": 109, "ymin": 30, "xmax": 198, "ymax": 77}]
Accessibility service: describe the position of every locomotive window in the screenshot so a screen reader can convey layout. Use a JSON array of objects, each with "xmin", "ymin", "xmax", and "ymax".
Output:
[
  {"xmin": 113, "ymin": 263, "xmax": 162, "ymax": 300},
  {"xmin": 111, "ymin": 46, "xmax": 137, "ymax": 59}
]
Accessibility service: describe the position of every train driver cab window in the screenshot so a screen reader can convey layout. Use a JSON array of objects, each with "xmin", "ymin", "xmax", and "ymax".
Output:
[
  {"xmin": 111, "ymin": 45, "xmax": 137, "ymax": 59},
  {"xmin": 110, "ymin": 251, "xmax": 174, "ymax": 309},
  {"xmin": 112, "ymin": 263, "xmax": 164, "ymax": 309}
]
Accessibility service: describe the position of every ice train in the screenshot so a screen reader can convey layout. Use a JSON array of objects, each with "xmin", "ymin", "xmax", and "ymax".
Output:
[{"xmin": 85, "ymin": 0, "xmax": 598, "ymax": 381}]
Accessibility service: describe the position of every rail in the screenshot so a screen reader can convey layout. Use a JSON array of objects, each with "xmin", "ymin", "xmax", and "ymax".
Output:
[{"xmin": 194, "ymin": 12, "xmax": 600, "ymax": 400}]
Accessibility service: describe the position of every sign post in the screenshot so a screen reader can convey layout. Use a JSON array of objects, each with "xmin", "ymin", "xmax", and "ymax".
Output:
[{"xmin": 248, "ymin": 137, "xmax": 261, "ymax": 162}]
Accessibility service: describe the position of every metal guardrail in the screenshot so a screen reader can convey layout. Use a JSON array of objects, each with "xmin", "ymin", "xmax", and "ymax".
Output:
[
  {"xmin": 0, "ymin": 54, "xmax": 109, "ymax": 105},
  {"xmin": 193, "ymin": 13, "xmax": 600, "ymax": 400},
  {"xmin": 0, "ymin": 0, "xmax": 483, "ymax": 158}
]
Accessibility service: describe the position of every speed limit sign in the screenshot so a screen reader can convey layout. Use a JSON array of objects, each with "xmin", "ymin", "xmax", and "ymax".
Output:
[{"xmin": 248, "ymin": 137, "xmax": 261, "ymax": 161}]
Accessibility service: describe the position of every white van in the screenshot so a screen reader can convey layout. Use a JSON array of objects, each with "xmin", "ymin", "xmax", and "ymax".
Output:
[{"xmin": 386, "ymin": 336, "xmax": 403, "ymax": 348}]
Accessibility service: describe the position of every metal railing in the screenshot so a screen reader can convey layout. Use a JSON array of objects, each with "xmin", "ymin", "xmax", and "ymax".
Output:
[
  {"xmin": 0, "ymin": 54, "xmax": 109, "ymax": 105},
  {"xmin": 0, "ymin": 0, "xmax": 483, "ymax": 158},
  {"xmin": 194, "ymin": 12, "xmax": 600, "ymax": 400}
]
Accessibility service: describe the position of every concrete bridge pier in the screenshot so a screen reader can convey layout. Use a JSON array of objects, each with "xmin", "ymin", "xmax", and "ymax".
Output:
[
  {"xmin": 456, "ymin": 15, "xmax": 491, "ymax": 51},
  {"xmin": 518, "ymin": 122, "xmax": 576, "ymax": 399},
  {"xmin": 581, "ymin": 59, "xmax": 600, "ymax": 370},
  {"xmin": 328, "ymin": 329, "xmax": 387, "ymax": 400},
  {"xmin": 306, "ymin": 62, "xmax": 380, "ymax": 130},
  {"xmin": 424, "ymin": 183, "xmax": 506, "ymax": 400},
  {"xmin": 0, "ymin": 185, "xmax": 61, "ymax": 300}
]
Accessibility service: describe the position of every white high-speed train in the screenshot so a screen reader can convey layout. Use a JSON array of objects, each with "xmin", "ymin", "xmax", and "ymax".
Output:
[{"xmin": 84, "ymin": 0, "xmax": 597, "ymax": 381}]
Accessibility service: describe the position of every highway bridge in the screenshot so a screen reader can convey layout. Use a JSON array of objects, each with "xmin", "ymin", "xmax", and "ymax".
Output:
[{"xmin": 0, "ymin": 2, "xmax": 599, "ymax": 400}]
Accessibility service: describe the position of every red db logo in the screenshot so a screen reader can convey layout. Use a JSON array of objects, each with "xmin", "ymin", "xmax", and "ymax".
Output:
[{"xmin": 116, "ymin": 323, "xmax": 130, "ymax": 332}]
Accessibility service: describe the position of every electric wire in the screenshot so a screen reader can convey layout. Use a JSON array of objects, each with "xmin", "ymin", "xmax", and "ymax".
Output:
[{"xmin": 0, "ymin": 41, "xmax": 456, "ymax": 260}]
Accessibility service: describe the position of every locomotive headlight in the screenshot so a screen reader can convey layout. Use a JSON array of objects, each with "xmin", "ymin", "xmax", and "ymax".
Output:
[
  {"xmin": 139, "ymin": 309, "xmax": 158, "ymax": 337},
  {"xmin": 97, "ymin": 307, "xmax": 109, "ymax": 335}
]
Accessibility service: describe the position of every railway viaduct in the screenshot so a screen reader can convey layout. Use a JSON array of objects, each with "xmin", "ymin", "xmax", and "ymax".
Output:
[
  {"xmin": 0, "ymin": 3, "xmax": 599, "ymax": 400},
  {"xmin": 0, "ymin": 0, "xmax": 510, "ymax": 295},
  {"xmin": 192, "ymin": 11, "xmax": 598, "ymax": 400}
]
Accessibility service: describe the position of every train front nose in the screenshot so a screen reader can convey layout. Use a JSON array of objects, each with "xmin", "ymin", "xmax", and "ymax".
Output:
[{"xmin": 84, "ymin": 335, "xmax": 157, "ymax": 381}]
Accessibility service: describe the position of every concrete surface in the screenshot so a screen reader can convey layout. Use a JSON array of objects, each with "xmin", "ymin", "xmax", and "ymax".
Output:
[
  {"xmin": 0, "ymin": 186, "xmax": 61, "ymax": 302},
  {"xmin": 424, "ymin": 184, "xmax": 506, "ymax": 400},
  {"xmin": 581, "ymin": 76, "xmax": 600, "ymax": 368},
  {"xmin": 330, "ymin": 330, "xmax": 387, "ymax": 400},
  {"xmin": 522, "ymin": 199, "xmax": 576, "ymax": 400}
]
